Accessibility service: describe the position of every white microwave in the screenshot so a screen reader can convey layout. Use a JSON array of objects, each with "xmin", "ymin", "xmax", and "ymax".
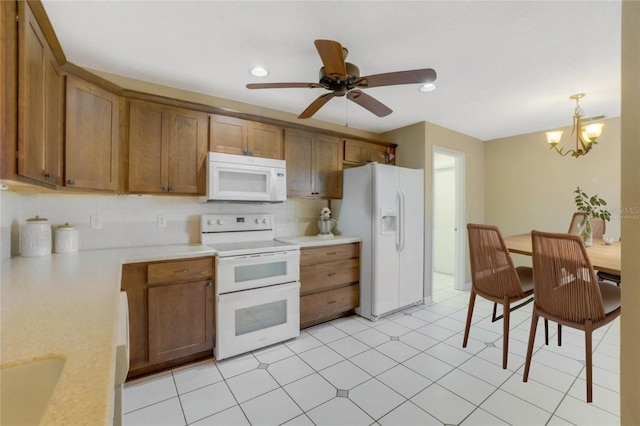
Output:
[{"xmin": 200, "ymin": 152, "xmax": 287, "ymax": 203}]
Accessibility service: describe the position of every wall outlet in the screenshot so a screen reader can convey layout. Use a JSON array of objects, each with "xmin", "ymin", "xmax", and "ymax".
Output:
[
  {"xmin": 157, "ymin": 214, "xmax": 167, "ymax": 228},
  {"xmin": 90, "ymin": 215, "xmax": 102, "ymax": 229}
]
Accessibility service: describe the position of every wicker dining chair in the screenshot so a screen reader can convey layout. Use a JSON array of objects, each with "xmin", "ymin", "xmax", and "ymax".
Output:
[
  {"xmin": 523, "ymin": 230, "xmax": 621, "ymax": 403},
  {"xmin": 464, "ymin": 224, "xmax": 546, "ymax": 369},
  {"xmin": 568, "ymin": 211, "xmax": 606, "ymax": 239}
]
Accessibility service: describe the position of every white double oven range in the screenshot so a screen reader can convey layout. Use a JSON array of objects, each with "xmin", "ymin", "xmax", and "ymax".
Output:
[{"xmin": 200, "ymin": 214, "xmax": 300, "ymax": 360}]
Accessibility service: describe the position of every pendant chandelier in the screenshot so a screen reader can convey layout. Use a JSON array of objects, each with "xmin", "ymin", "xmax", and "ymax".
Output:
[{"xmin": 545, "ymin": 93, "xmax": 604, "ymax": 158}]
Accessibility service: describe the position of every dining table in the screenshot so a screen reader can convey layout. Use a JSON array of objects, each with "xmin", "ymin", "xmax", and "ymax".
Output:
[{"xmin": 503, "ymin": 233, "xmax": 621, "ymax": 276}]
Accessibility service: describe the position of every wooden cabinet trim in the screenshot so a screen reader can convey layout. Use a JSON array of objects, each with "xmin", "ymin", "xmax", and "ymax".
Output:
[{"xmin": 147, "ymin": 258, "xmax": 213, "ymax": 284}]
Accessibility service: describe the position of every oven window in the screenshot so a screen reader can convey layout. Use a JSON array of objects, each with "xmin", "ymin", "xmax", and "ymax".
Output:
[
  {"xmin": 235, "ymin": 300, "xmax": 287, "ymax": 336},
  {"xmin": 219, "ymin": 170, "xmax": 268, "ymax": 193},
  {"xmin": 235, "ymin": 261, "xmax": 287, "ymax": 282}
]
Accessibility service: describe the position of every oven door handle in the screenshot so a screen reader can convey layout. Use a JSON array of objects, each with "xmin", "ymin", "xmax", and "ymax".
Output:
[
  {"xmin": 217, "ymin": 250, "xmax": 299, "ymax": 264},
  {"xmin": 217, "ymin": 281, "xmax": 300, "ymax": 302}
]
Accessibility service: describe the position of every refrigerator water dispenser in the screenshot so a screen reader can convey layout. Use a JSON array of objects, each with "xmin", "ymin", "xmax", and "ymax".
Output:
[{"xmin": 380, "ymin": 210, "xmax": 397, "ymax": 233}]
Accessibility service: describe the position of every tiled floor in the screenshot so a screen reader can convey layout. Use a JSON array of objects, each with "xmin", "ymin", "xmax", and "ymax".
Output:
[{"xmin": 123, "ymin": 273, "xmax": 620, "ymax": 425}]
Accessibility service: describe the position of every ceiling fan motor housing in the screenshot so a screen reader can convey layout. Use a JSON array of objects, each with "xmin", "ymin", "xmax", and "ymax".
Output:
[{"xmin": 319, "ymin": 62, "xmax": 361, "ymax": 92}]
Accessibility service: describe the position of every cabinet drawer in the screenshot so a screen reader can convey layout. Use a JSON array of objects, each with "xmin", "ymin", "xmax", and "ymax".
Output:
[
  {"xmin": 300, "ymin": 243, "xmax": 359, "ymax": 266},
  {"xmin": 300, "ymin": 285, "xmax": 359, "ymax": 326},
  {"xmin": 147, "ymin": 258, "xmax": 213, "ymax": 284},
  {"xmin": 300, "ymin": 258, "xmax": 359, "ymax": 295}
]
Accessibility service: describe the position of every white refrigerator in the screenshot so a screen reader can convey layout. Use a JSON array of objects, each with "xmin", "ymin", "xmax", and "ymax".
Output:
[{"xmin": 334, "ymin": 162, "xmax": 424, "ymax": 321}]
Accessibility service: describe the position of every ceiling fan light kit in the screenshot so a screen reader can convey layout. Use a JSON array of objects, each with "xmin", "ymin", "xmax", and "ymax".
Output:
[
  {"xmin": 246, "ymin": 39, "xmax": 437, "ymax": 119},
  {"xmin": 546, "ymin": 93, "xmax": 605, "ymax": 158}
]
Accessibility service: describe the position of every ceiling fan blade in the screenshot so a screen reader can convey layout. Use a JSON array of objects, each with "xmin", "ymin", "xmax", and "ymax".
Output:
[
  {"xmin": 347, "ymin": 90, "xmax": 392, "ymax": 117},
  {"xmin": 314, "ymin": 39, "xmax": 347, "ymax": 81},
  {"xmin": 246, "ymin": 82, "xmax": 322, "ymax": 89},
  {"xmin": 298, "ymin": 92, "xmax": 336, "ymax": 119},
  {"xmin": 356, "ymin": 68, "xmax": 437, "ymax": 88}
]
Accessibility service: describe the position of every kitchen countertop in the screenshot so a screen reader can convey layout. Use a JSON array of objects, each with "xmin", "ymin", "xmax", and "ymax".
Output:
[
  {"xmin": 0, "ymin": 243, "xmax": 215, "ymax": 426},
  {"xmin": 276, "ymin": 235, "xmax": 362, "ymax": 247}
]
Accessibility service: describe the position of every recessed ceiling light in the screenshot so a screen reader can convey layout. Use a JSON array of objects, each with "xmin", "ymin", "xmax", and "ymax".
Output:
[
  {"xmin": 419, "ymin": 83, "xmax": 437, "ymax": 93},
  {"xmin": 250, "ymin": 66, "xmax": 269, "ymax": 78}
]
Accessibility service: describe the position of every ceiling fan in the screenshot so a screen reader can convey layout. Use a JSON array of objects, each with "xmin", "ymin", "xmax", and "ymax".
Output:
[{"xmin": 246, "ymin": 39, "xmax": 437, "ymax": 119}]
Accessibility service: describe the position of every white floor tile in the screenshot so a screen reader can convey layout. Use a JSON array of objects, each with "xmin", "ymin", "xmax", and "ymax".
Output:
[
  {"xmin": 392, "ymin": 314, "xmax": 429, "ymax": 330},
  {"xmin": 431, "ymin": 316, "xmax": 467, "ymax": 333},
  {"xmin": 281, "ymin": 413, "xmax": 315, "ymax": 425},
  {"xmin": 403, "ymin": 352, "xmax": 455, "ymax": 381},
  {"xmin": 297, "ymin": 345, "xmax": 344, "ymax": 371},
  {"xmin": 458, "ymin": 356, "xmax": 514, "ymax": 387},
  {"xmin": 500, "ymin": 373, "xmax": 564, "ymax": 413},
  {"xmin": 179, "ymin": 381, "xmax": 237, "ymax": 424},
  {"xmin": 377, "ymin": 364, "xmax": 432, "ymax": 399},
  {"xmin": 123, "ymin": 396, "xmax": 185, "ymax": 426},
  {"xmin": 352, "ymin": 326, "xmax": 392, "ymax": 347},
  {"xmin": 374, "ymin": 320, "xmax": 413, "ymax": 337},
  {"xmin": 410, "ymin": 308, "xmax": 445, "ymax": 323},
  {"xmin": 283, "ymin": 373, "xmax": 336, "ymax": 411},
  {"xmin": 123, "ymin": 371, "xmax": 177, "ymax": 413},
  {"xmin": 267, "ymin": 355, "xmax": 315, "ymax": 386},
  {"xmin": 554, "ymin": 394, "xmax": 620, "ymax": 426},
  {"xmin": 327, "ymin": 335, "xmax": 370, "ymax": 358},
  {"xmin": 411, "ymin": 383, "xmax": 476, "ymax": 425},
  {"xmin": 252, "ymin": 342, "xmax": 295, "ymax": 364},
  {"xmin": 215, "ymin": 352, "xmax": 259, "ymax": 379},
  {"xmin": 349, "ymin": 378, "xmax": 405, "ymax": 420},
  {"xmin": 399, "ymin": 330, "xmax": 439, "ymax": 351},
  {"xmin": 329, "ymin": 316, "xmax": 371, "ymax": 335},
  {"xmin": 476, "ymin": 346, "xmax": 525, "ymax": 371},
  {"xmin": 516, "ymin": 361, "xmax": 578, "ymax": 394},
  {"xmin": 416, "ymin": 322, "xmax": 459, "ymax": 341},
  {"xmin": 349, "ymin": 349, "xmax": 398, "ymax": 376},
  {"xmin": 226, "ymin": 369, "xmax": 280, "ymax": 403},
  {"xmin": 190, "ymin": 405, "xmax": 250, "ymax": 426},
  {"xmin": 240, "ymin": 388, "xmax": 302, "ymax": 426},
  {"xmin": 284, "ymin": 331, "xmax": 323, "ymax": 354},
  {"xmin": 460, "ymin": 408, "xmax": 510, "ymax": 425},
  {"xmin": 306, "ymin": 397, "xmax": 373, "ymax": 426},
  {"xmin": 319, "ymin": 360, "xmax": 371, "ymax": 390},
  {"xmin": 378, "ymin": 400, "xmax": 441, "ymax": 425},
  {"xmin": 479, "ymin": 389, "xmax": 552, "ymax": 425},
  {"xmin": 305, "ymin": 323, "xmax": 348, "ymax": 343},
  {"xmin": 172, "ymin": 359, "xmax": 222, "ymax": 395},
  {"xmin": 375, "ymin": 340, "xmax": 420, "ymax": 363},
  {"xmin": 425, "ymin": 342, "xmax": 474, "ymax": 367},
  {"xmin": 579, "ymin": 364, "xmax": 620, "ymax": 393},
  {"xmin": 568, "ymin": 378, "xmax": 620, "ymax": 415},
  {"xmin": 436, "ymin": 369, "xmax": 497, "ymax": 405}
]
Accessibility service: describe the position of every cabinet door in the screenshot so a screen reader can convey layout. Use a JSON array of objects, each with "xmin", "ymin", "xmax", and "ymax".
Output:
[
  {"xmin": 17, "ymin": 2, "xmax": 63, "ymax": 185},
  {"xmin": 209, "ymin": 115, "xmax": 246, "ymax": 155},
  {"xmin": 314, "ymin": 135, "xmax": 343, "ymax": 199},
  {"xmin": 284, "ymin": 129, "xmax": 314, "ymax": 197},
  {"xmin": 148, "ymin": 280, "xmax": 214, "ymax": 364},
  {"xmin": 169, "ymin": 108, "xmax": 208, "ymax": 194},
  {"xmin": 128, "ymin": 100, "xmax": 170, "ymax": 193},
  {"xmin": 343, "ymin": 139, "xmax": 368, "ymax": 165},
  {"xmin": 65, "ymin": 76, "xmax": 119, "ymax": 190},
  {"xmin": 248, "ymin": 122, "xmax": 283, "ymax": 159}
]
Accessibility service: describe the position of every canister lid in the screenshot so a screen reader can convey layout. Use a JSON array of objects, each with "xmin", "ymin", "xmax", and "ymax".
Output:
[
  {"xmin": 26, "ymin": 215, "xmax": 48, "ymax": 222},
  {"xmin": 57, "ymin": 222, "xmax": 76, "ymax": 230}
]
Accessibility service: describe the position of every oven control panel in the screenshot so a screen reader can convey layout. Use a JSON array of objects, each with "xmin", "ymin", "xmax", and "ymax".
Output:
[{"xmin": 201, "ymin": 214, "xmax": 273, "ymax": 233}]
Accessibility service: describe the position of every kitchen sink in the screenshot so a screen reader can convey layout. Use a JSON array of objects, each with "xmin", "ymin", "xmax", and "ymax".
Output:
[{"xmin": 1, "ymin": 357, "xmax": 65, "ymax": 425}]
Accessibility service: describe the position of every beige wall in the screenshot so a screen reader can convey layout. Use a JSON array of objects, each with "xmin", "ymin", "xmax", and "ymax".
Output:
[
  {"xmin": 382, "ymin": 121, "xmax": 485, "ymax": 296},
  {"xmin": 620, "ymin": 0, "xmax": 640, "ymax": 423},
  {"xmin": 485, "ymin": 117, "xmax": 621, "ymax": 239}
]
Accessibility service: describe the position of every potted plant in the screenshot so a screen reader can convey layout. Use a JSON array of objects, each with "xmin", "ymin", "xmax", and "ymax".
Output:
[{"xmin": 573, "ymin": 186, "xmax": 611, "ymax": 246}]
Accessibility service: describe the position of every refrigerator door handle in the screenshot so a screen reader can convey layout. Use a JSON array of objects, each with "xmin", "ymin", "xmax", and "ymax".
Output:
[{"xmin": 397, "ymin": 190, "xmax": 406, "ymax": 251}]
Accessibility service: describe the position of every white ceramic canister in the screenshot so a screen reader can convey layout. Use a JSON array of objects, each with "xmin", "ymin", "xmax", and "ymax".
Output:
[
  {"xmin": 54, "ymin": 223, "xmax": 80, "ymax": 253},
  {"xmin": 21, "ymin": 216, "xmax": 52, "ymax": 257}
]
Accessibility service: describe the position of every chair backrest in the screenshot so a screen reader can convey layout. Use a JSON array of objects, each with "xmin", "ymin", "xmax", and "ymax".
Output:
[
  {"xmin": 531, "ymin": 230, "xmax": 606, "ymax": 323},
  {"xmin": 568, "ymin": 211, "xmax": 606, "ymax": 239},
  {"xmin": 467, "ymin": 224, "xmax": 525, "ymax": 299}
]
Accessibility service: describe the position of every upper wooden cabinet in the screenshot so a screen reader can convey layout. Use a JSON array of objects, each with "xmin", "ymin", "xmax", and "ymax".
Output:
[
  {"xmin": 65, "ymin": 75, "xmax": 120, "ymax": 191},
  {"xmin": 344, "ymin": 139, "xmax": 395, "ymax": 166},
  {"xmin": 209, "ymin": 115, "xmax": 283, "ymax": 159},
  {"xmin": 128, "ymin": 100, "xmax": 208, "ymax": 194},
  {"xmin": 284, "ymin": 129, "xmax": 343, "ymax": 199},
  {"xmin": 17, "ymin": 1, "xmax": 64, "ymax": 186}
]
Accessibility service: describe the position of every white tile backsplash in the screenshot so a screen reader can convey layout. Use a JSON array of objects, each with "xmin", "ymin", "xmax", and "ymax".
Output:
[{"xmin": 0, "ymin": 191, "xmax": 327, "ymax": 260}]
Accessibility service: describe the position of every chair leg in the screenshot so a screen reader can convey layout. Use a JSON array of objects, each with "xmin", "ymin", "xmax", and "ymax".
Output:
[
  {"xmin": 491, "ymin": 302, "xmax": 498, "ymax": 322},
  {"xmin": 523, "ymin": 310, "xmax": 539, "ymax": 382},
  {"xmin": 585, "ymin": 321, "xmax": 593, "ymax": 403},
  {"xmin": 544, "ymin": 319, "xmax": 549, "ymax": 345},
  {"xmin": 463, "ymin": 291, "xmax": 476, "ymax": 348},
  {"xmin": 558, "ymin": 324, "xmax": 562, "ymax": 346},
  {"xmin": 502, "ymin": 297, "xmax": 510, "ymax": 369}
]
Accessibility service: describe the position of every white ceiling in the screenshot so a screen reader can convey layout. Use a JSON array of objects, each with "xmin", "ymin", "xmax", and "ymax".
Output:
[{"xmin": 41, "ymin": 1, "xmax": 621, "ymax": 141}]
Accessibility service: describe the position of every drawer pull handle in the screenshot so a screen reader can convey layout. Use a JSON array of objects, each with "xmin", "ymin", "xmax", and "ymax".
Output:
[
  {"xmin": 326, "ymin": 252, "xmax": 336, "ymax": 255},
  {"xmin": 327, "ymin": 272, "xmax": 336, "ymax": 277},
  {"xmin": 176, "ymin": 268, "xmax": 190, "ymax": 273},
  {"xmin": 327, "ymin": 300, "xmax": 336, "ymax": 304}
]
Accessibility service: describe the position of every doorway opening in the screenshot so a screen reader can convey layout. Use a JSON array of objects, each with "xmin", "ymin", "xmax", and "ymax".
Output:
[{"xmin": 432, "ymin": 147, "xmax": 466, "ymax": 299}]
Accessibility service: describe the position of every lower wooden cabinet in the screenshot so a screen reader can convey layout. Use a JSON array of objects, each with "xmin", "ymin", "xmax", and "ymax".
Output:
[
  {"xmin": 121, "ymin": 257, "xmax": 214, "ymax": 378},
  {"xmin": 299, "ymin": 243, "xmax": 360, "ymax": 328}
]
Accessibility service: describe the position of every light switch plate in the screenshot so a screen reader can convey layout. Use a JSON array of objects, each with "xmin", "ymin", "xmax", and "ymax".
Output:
[{"xmin": 90, "ymin": 215, "xmax": 102, "ymax": 229}]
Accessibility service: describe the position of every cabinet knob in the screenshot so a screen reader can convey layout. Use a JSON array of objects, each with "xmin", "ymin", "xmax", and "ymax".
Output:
[
  {"xmin": 206, "ymin": 281, "xmax": 213, "ymax": 287},
  {"xmin": 327, "ymin": 300, "xmax": 336, "ymax": 304},
  {"xmin": 44, "ymin": 172, "xmax": 50, "ymax": 179},
  {"xmin": 67, "ymin": 179, "xmax": 75, "ymax": 185},
  {"xmin": 327, "ymin": 272, "xmax": 336, "ymax": 277},
  {"xmin": 161, "ymin": 186, "xmax": 168, "ymax": 191},
  {"xmin": 168, "ymin": 186, "xmax": 175, "ymax": 191},
  {"xmin": 175, "ymin": 268, "xmax": 190, "ymax": 273}
]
